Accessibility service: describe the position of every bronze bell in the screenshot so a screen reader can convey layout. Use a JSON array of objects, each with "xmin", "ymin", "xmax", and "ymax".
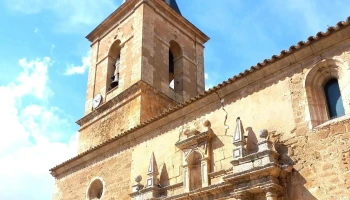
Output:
[
  {"xmin": 110, "ymin": 59, "xmax": 120, "ymax": 88},
  {"xmin": 110, "ymin": 76, "xmax": 119, "ymax": 88}
]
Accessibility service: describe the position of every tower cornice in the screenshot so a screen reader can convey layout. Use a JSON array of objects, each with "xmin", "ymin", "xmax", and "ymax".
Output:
[
  {"xmin": 86, "ymin": 0, "xmax": 209, "ymax": 43},
  {"xmin": 76, "ymin": 81, "xmax": 178, "ymax": 128}
]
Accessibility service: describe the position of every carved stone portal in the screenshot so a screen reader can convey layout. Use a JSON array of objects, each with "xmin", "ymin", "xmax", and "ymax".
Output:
[{"xmin": 175, "ymin": 120, "xmax": 213, "ymax": 192}]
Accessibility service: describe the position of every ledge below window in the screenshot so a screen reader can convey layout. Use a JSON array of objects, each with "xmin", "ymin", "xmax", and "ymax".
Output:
[{"xmin": 314, "ymin": 114, "xmax": 350, "ymax": 129}]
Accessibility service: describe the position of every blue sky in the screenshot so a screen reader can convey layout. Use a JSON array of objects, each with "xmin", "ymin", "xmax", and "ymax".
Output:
[{"xmin": 0, "ymin": 0, "xmax": 349, "ymax": 199}]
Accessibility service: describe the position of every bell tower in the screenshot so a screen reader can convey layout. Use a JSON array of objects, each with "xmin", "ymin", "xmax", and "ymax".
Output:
[{"xmin": 77, "ymin": 0, "xmax": 209, "ymax": 153}]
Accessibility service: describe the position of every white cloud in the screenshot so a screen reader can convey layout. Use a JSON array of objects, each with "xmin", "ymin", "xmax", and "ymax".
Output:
[
  {"xmin": 0, "ymin": 57, "xmax": 78, "ymax": 200},
  {"xmin": 13, "ymin": 57, "xmax": 53, "ymax": 100},
  {"xmin": 64, "ymin": 51, "xmax": 90, "ymax": 75},
  {"xmin": 34, "ymin": 27, "xmax": 39, "ymax": 33},
  {"xmin": 5, "ymin": 0, "xmax": 118, "ymax": 33},
  {"xmin": 204, "ymin": 73, "xmax": 209, "ymax": 80}
]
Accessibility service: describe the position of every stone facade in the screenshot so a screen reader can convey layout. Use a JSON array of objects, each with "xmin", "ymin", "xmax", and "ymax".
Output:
[{"xmin": 51, "ymin": 0, "xmax": 350, "ymax": 199}]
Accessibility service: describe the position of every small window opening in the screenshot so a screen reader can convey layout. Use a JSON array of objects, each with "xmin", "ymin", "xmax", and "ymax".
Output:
[
  {"xmin": 169, "ymin": 50, "xmax": 175, "ymax": 89},
  {"xmin": 88, "ymin": 179, "xmax": 104, "ymax": 200},
  {"xmin": 324, "ymin": 78, "xmax": 345, "ymax": 119}
]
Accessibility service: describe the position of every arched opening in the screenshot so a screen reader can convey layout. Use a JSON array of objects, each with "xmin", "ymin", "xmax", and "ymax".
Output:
[
  {"xmin": 108, "ymin": 40, "xmax": 121, "ymax": 90},
  {"xmin": 168, "ymin": 41, "xmax": 182, "ymax": 92},
  {"xmin": 304, "ymin": 59, "xmax": 349, "ymax": 127},
  {"xmin": 87, "ymin": 178, "xmax": 104, "ymax": 200},
  {"xmin": 187, "ymin": 151, "xmax": 202, "ymax": 191},
  {"xmin": 324, "ymin": 78, "xmax": 345, "ymax": 119},
  {"xmin": 169, "ymin": 50, "xmax": 175, "ymax": 89}
]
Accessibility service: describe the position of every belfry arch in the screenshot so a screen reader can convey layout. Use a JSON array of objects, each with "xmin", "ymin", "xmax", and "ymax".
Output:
[
  {"xmin": 107, "ymin": 40, "xmax": 121, "ymax": 90},
  {"xmin": 168, "ymin": 40, "xmax": 183, "ymax": 100}
]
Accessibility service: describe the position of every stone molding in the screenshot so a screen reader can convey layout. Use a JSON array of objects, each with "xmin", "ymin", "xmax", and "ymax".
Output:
[
  {"xmin": 87, "ymin": 0, "xmax": 209, "ymax": 43},
  {"xmin": 175, "ymin": 129, "xmax": 213, "ymax": 150},
  {"xmin": 77, "ymin": 81, "xmax": 177, "ymax": 128},
  {"xmin": 304, "ymin": 58, "xmax": 350, "ymax": 128},
  {"xmin": 86, "ymin": 0, "xmax": 137, "ymax": 43}
]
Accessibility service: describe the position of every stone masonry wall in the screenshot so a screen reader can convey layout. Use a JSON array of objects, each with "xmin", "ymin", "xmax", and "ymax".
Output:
[
  {"xmin": 78, "ymin": 0, "xmax": 208, "ymax": 154},
  {"xmin": 140, "ymin": 85, "xmax": 177, "ymax": 124},
  {"xmin": 78, "ymin": 82, "xmax": 178, "ymax": 154},
  {"xmin": 84, "ymin": 4, "xmax": 142, "ymax": 115},
  {"xmin": 78, "ymin": 95, "xmax": 141, "ymax": 153},
  {"xmin": 53, "ymin": 149, "xmax": 132, "ymax": 200},
  {"xmin": 141, "ymin": 2, "xmax": 205, "ymax": 102},
  {"xmin": 281, "ymin": 119, "xmax": 350, "ymax": 199}
]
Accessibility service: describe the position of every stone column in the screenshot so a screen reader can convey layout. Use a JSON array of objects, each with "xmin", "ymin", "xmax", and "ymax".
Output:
[
  {"xmin": 183, "ymin": 166, "xmax": 189, "ymax": 192},
  {"xmin": 201, "ymin": 159, "xmax": 209, "ymax": 188},
  {"xmin": 265, "ymin": 188, "xmax": 278, "ymax": 200}
]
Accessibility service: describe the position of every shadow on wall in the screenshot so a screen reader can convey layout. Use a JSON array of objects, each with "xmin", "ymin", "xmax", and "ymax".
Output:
[
  {"xmin": 245, "ymin": 127, "xmax": 258, "ymax": 154},
  {"xmin": 275, "ymin": 143, "xmax": 317, "ymax": 200},
  {"xmin": 160, "ymin": 163, "xmax": 170, "ymax": 196},
  {"xmin": 287, "ymin": 171, "xmax": 318, "ymax": 200},
  {"xmin": 210, "ymin": 130, "xmax": 225, "ymax": 172}
]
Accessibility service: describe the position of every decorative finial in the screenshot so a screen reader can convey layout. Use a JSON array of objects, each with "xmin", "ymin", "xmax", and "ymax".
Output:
[
  {"xmin": 259, "ymin": 129, "xmax": 268, "ymax": 139},
  {"xmin": 146, "ymin": 152, "xmax": 159, "ymax": 188},
  {"xmin": 203, "ymin": 120, "xmax": 211, "ymax": 128},
  {"xmin": 232, "ymin": 117, "xmax": 246, "ymax": 159},
  {"xmin": 135, "ymin": 175, "xmax": 142, "ymax": 183},
  {"xmin": 131, "ymin": 175, "xmax": 144, "ymax": 192}
]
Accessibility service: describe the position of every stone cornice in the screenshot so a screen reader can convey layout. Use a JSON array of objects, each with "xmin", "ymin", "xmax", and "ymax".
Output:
[
  {"xmin": 76, "ymin": 81, "xmax": 177, "ymax": 129},
  {"xmin": 149, "ymin": 0, "xmax": 209, "ymax": 43},
  {"xmin": 76, "ymin": 81, "xmax": 141, "ymax": 127},
  {"xmin": 175, "ymin": 129, "xmax": 213, "ymax": 150},
  {"xmin": 161, "ymin": 182, "xmax": 232, "ymax": 200},
  {"xmin": 86, "ymin": 0, "xmax": 209, "ymax": 44},
  {"xmin": 223, "ymin": 163, "xmax": 281, "ymax": 183},
  {"xmin": 86, "ymin": 0, "xmax": 137, "ymax": 43},
  {"xmin": 231, "ymin": 149, "xmax": 279, "ymax": 165}
]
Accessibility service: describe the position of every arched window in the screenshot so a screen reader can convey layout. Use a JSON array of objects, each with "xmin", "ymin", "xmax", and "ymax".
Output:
[
  {"xmin": 108, "ymin": 40, "xmax": 121, "ymax": 90},
  {"xmin": 324, "ymin": 78, "xmax": 345, "ymax": 119},
  {"xmin": 304, "ymin": 59, "xmax": 349, "ymax": 127}
]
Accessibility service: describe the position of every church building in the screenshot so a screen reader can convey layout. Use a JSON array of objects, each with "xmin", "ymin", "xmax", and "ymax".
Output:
[{"xmin": 50, "ymin": 0, "xmax": 350, "ymax": 199}]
